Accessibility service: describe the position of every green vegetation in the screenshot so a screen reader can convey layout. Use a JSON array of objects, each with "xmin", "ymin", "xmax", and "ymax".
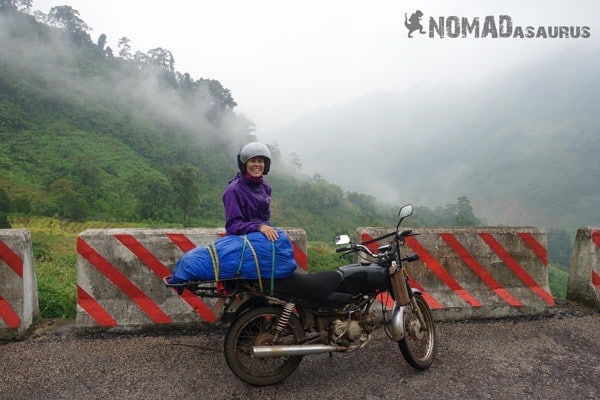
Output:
[
  {"xmin": 548, "ymin": 264, "xmax": 569, "ymax": 300},
  {"xmin": 0, "ymin": 5, "xmax": 570, "ymax": 317},
  {"xmin": 306, "ymin": 242, "xmax": 353, "ymax": 273},
  {"xmin": 37, "ymin": 253, "xmax": 77, "ymax": 317}
]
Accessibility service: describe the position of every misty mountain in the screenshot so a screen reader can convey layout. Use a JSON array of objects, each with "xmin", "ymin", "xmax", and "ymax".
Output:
[
  {"xmin": 272, "ymin": 47, "xmax": 600, "ymax": 230},
  {"xmin": 0, "ymin": 8, "xmax": 415, "ymax": 241}
]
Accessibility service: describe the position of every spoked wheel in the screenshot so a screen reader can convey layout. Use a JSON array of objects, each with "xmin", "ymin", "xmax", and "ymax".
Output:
[
  {"xmin": 224, "ymin": 306, "xmax": 305, "ymax": 386},
  {"xmin": 398, "ymin": 293, "xmax": 436, "ymax": 370}
]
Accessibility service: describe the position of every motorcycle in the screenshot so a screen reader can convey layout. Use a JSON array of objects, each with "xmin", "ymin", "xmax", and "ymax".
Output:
[{"xmin": 166, "ymin": 204, "xmax": 436, "ymax": 386}]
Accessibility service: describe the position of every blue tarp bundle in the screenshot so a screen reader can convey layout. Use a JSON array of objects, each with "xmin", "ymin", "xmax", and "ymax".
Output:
[{"xmin": 170, "ymin": 229, "xmax": 297, "ymax": 284}]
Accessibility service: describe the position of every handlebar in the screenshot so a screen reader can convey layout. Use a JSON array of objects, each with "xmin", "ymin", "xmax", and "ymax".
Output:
[
  {"xmin": 335, "ymin": 243, "xmax": 374, "ymax": 257},
  {"xmin": 335, "ymin": 245, "xmax": 353, "ymax": 253},
  {"xmin": 335, "ymin": 229, "xmax": 420, "ymax": 257},
  {"xmin": 360, "ymin": 230, "xmax": 397, "ymax": 245},
  {"xmin": 359, "ymin": 229, "xmax": 417, "ymax": 246}
]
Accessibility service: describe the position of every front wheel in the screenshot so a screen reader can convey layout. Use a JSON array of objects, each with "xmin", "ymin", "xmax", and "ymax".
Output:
[
  {"xmin": 398, "ymin": 293, "xmax": 436, "ymax": 370},
  {"xmin": 224, "ymin": 305, "xmax": 305, "ymax": 386}
]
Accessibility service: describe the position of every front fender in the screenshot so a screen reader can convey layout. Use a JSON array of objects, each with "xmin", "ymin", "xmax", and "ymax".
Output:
[{"xmin": 390, "ymin": 288, "xmax": 421, "ymax": 341}]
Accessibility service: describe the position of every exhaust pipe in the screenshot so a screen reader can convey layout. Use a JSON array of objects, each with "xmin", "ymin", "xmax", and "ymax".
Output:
[{"xmin": 252, "ymin": 344, "xmax": 341, "ymax": 358}]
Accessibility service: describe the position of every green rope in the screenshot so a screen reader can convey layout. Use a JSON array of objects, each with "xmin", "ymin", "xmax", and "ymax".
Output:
[
  {"xmin": 207, "ymin": 242, "xmax": 219, "ymax": 283},
  {"xmin": 243, "ymin": 235, "xmax": 263, "ymax": 292},
  {"xmin": 270, "ymin": 241, "xmax": 276, "ymax": 295}
]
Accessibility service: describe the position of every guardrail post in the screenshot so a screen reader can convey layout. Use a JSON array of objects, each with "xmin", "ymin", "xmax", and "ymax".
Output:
[
  {"xmin": 567, "ymin": 227, "xmax": 600, "ymax": 309},
  {"xmin": 0, "ymin": 229, "xmax": 39, "ymax": 339}
]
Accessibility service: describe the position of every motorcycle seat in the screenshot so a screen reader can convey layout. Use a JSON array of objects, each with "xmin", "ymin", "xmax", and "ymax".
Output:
[{"xmin": 272, "ymin": 270, "xmax": 343, "ymax": 301}]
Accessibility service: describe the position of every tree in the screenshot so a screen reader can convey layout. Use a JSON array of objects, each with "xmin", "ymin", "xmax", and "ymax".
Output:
[
  {"xmin": 118, "ymin": 36, "xmax": 132, "ymax": 59},
  {"xmin": 346, "ymin": 191, "xmax": 376, "ymax": 214},
  {"xmin": 71, "ymin": 154, "xmax": 102, "ymax": 189},
  {"xmin": 548, "ymin": 228, "xmax": 573, "ymax": 269},
  {"xmin": 454, "ymin": 196, "xmax": 481, "ymax": 226},
  {"xmin": 196, "ymin": 78, "xmax": 237, "ymax": 110},
  {"xmin": 49, "ymin": 179, "xmax": 88, "ymax": 221},
  {"xmin": 0, "ymin": 0, "xmax": 31, "ymax": 14},
  {"xmin": 144, "ymin": 47, "xmax": 177, "ymax": 87},
  {"xmin": 0, "ymin": 186, "xmax": 11, "ymax": 228},
  {"xmin": 146, "ymin": 47, "xmax": 175, "ymax": 74},
  {"xmin": 48, "ymin": 6, "xmax": 90, "ymax": 34},
  {"xmin": 12, "ymin": 194, "xmax": 32, "ymax": 223},
  {"xmin": 0, "ymin": 186, "xmax": 11, "ymax": 213},
  {"xmin": 177, "ymin": 72, "xmax": 195, "ymax": 99},
  {"xmin": 170, "ymin": 164, "xmax": 205, "ymax": 226},
  {"xmin": 97, "ymin": 33, "xmax": 107, "ymax": 50},
  {"xmin": 266, "ymin": 142, "xmax": 281, "ymax": 162},
  {"xmin": 128, "ymin": 173, "xmax": 173, "ymax": 221},
  {"xmin": 413, "ymin": 197, "xmax": 484, "ymax": 227},
  {"xmin": 286, "ymin": 152, "xmax": 302, "ymax": 170}
]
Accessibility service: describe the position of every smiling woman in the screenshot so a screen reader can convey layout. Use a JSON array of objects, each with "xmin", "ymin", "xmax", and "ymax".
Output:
[{"xmin": 222, "ymin": 142, "xmax": 279, "ymax": 241}]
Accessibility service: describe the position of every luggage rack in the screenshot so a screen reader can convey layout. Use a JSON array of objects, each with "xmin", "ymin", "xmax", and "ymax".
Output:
[{"xmin": 163, "ymin": 276, "xmax": 243, "ymax": 298}]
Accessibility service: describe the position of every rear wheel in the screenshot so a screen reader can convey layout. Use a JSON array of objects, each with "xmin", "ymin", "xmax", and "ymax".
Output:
[
  {"xmin": 398, "ymin": 293, "xmax": 436, "ymax": 370},
  {"xmin": 224, "ymin": 305, "xmax": 304, "ymax": 386}
]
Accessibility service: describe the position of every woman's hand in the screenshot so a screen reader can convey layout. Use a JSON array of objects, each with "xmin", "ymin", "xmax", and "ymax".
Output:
[{"xmin": 259, "ymin": 224, "xmax": 279, "ymax": 241}]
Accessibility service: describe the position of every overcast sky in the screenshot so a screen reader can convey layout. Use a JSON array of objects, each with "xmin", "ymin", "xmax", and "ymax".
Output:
[{"xmin": 32, "ymin": 1, "xmax": 599, "ymax": 135}]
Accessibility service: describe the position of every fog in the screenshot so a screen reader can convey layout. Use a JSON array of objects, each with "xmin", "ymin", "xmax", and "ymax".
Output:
[
  {"xmin": 7, "ymin": 1, "xmax": 600, "ymax": 229},
  {"xmin": 269, "ymin": 45, "xmax": 600, "ymax": 230},
  {"xmin": 30, "ymin": 0, "xmax": 599, "ymax": 131},
  {"xmin": 0, "ymin": 12, "xmax": 250, "ymax": 147}
]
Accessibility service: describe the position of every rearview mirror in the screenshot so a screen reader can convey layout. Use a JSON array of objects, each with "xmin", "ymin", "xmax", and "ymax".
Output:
[
  {"xmin": 335, "ymin": 234, "xmax": 351, "ymax": 245},
  {"xmin": 398, "ymin": 204, "xmax": 413, "ymax": 219}
]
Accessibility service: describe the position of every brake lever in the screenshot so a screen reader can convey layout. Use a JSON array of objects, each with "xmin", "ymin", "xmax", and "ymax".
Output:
[
  {"xmin": 335, "ymin": 244, "xmax": 355, "ymax": 253},
  {"xmin": 401, "ymin": 230, "xmax": 420, "ymax": 237},
  {"xmin": 402, "ymin": 253, "xmax": 420, "ymax": 262}
]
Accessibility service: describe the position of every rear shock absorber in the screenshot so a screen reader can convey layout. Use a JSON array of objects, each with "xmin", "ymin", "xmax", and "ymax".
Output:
[{"xmin": 273, "ymin": 302, "xmax": 296, "ymax": 340}]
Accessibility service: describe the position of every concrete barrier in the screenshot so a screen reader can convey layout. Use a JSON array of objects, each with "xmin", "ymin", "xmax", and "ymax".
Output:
[
  {"xmin": 566, "ymin": 227, "xmax": 600, "ymax": 309},
  {"xmin": 357, "ymin": 227, "xmax": 554, "ymax": 321},
  {"xmin": 0, "ymin": 229, "xmax": 38, "ymax": 339},
  {"xmin": 76, "ymin": 228, "xmax": 307, "ymax": 331}
]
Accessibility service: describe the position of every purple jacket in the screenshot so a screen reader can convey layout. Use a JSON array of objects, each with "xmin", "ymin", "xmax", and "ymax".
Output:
[{"xmin": 222, "ymin": 173, "xmax": 272, "ymax": 235}]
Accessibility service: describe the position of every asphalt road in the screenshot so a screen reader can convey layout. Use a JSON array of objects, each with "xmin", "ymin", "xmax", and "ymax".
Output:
[{"xmin": 1, "ymin": 301, "xmax": 599, "ymax": 400}]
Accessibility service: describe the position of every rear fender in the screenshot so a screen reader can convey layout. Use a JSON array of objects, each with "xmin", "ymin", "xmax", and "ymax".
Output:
[{"xmin": 222, "ymin": 293, "xmax": 268, "ymax": 321}]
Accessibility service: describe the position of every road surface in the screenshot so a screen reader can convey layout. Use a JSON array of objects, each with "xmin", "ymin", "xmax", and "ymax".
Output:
[{"xmin": 1, "ymin": 301, "xmax": 598, "ymax": 399}]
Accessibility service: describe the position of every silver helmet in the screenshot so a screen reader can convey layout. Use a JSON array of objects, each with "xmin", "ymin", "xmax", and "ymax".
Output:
[{"xmin": 237, "ymin": 142, "xmax": 272, "ymax": 175}]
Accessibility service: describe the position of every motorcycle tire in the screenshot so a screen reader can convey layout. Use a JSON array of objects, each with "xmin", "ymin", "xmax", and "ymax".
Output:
[
  {"xmin": 224, "ymin": 305, "xmax": 305, "ymax": 386},
  {"xmin": 398, "ymin": 293, "xmax": 436, "ymax": 370}
]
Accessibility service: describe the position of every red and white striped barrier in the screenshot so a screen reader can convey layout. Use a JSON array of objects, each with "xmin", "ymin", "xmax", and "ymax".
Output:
[
  {"xmin": 357, "ymin": 227, "xmax": 554, "ymax": 320},
  {"xmin": 0, "ymin": 229, "xmax": 38, "ymax": 339},
  {"xmin": 76, "ymin": 228, "xmax": 307, "ymax": 330},
  {"xmin": 567, "ymin": 227, "xmax": 600, "ymax": 309}
]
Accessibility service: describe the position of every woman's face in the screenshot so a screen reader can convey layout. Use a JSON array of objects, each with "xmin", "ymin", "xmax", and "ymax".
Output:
[{"xmin": 246, "ymin": 157, "xmax": 265, "ymax": 178}]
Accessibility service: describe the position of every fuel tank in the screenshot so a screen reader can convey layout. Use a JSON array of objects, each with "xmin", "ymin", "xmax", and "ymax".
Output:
[{"xmin": 336, "ymin": 263, "xmax": 391, "ymax": 295}]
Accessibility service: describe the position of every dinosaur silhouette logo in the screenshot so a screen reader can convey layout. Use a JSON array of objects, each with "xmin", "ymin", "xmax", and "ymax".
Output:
[{"xmin": 405, "ymin": 10, "xmax": 426, "ymax": 38}]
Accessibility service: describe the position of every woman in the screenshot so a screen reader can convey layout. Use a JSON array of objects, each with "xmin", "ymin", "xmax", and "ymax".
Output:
[{"xmin": 222, "ymin": 142, "xmax": 279, "ymax": 241}]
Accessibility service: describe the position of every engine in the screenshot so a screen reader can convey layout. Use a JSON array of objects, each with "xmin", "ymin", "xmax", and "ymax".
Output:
[{"xmin": 331, "ymin": 318, "xmax": 369, "ymax": 347}]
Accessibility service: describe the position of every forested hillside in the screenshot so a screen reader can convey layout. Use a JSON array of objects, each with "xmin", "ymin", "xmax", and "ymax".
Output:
[
  {"xmin": 0, "ymin": 4, "xmax": 574, "ymax": 318},
  {"xmin": 273, "ymin": 47, "xmax": 600, "ymax": 234},
  {"xmin": 0, "ymin": 5, "xmax": 488, "ymax": 242}
]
